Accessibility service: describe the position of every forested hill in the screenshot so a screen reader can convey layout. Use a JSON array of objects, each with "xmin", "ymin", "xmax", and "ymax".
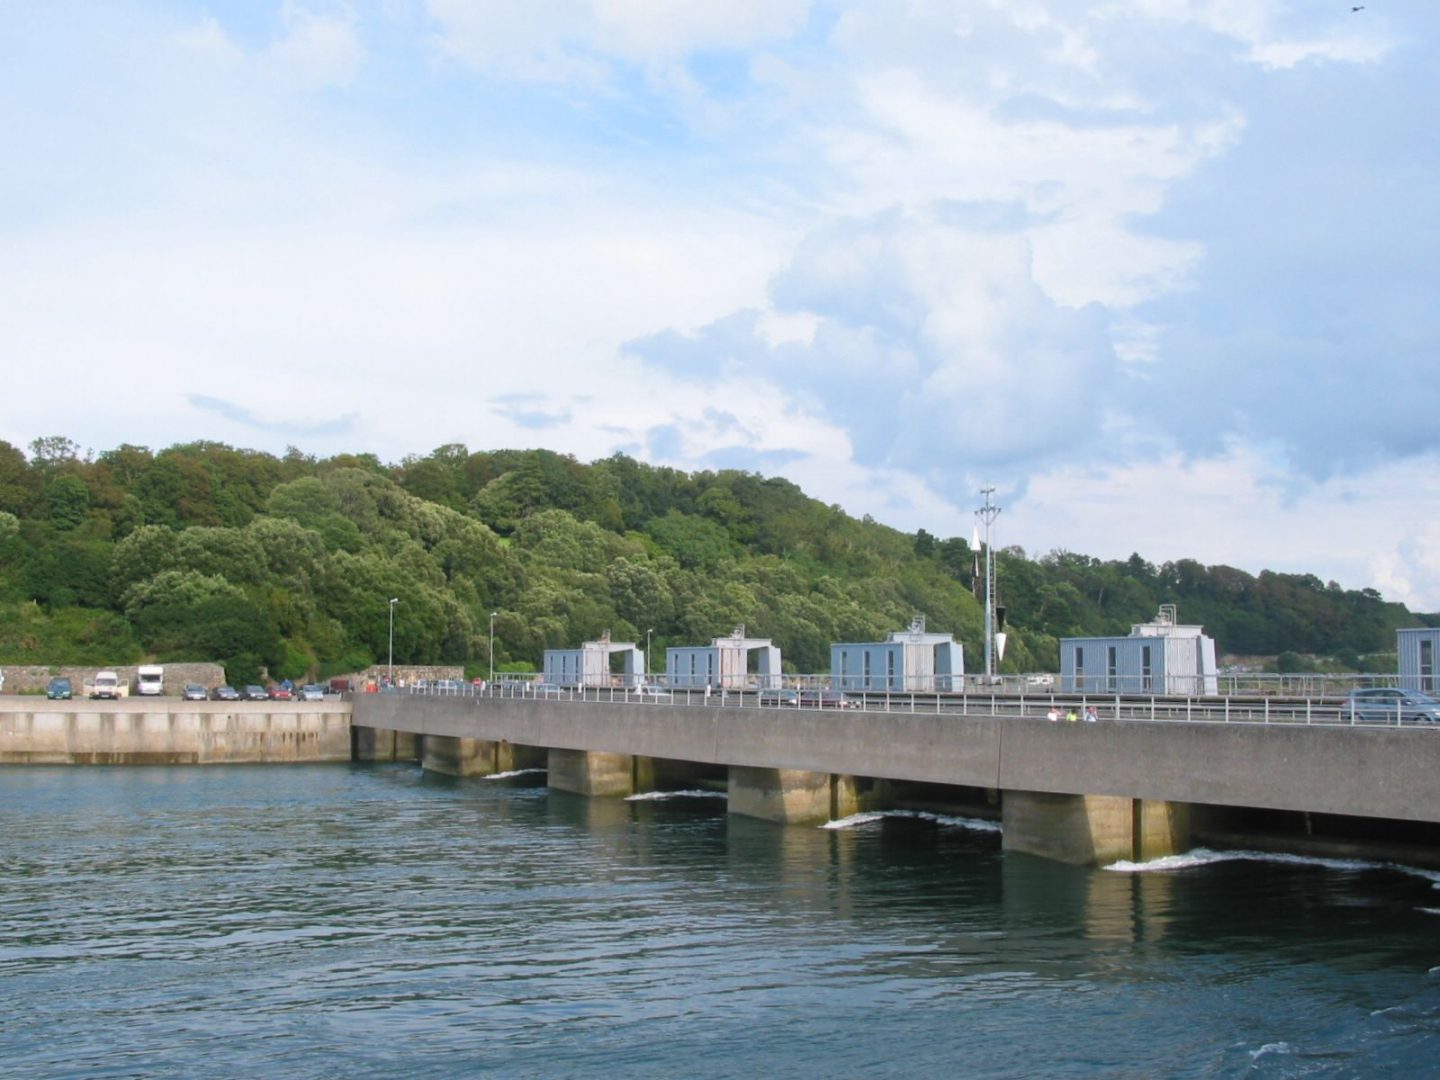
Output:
[{"xmin": 0, "ymin": 438, "xmax": 1421, "ymax": 682}]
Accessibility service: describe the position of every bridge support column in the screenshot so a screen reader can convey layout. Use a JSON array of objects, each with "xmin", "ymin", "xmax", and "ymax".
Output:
[
  {"xmin": 353, "ymin": 727, "xmax": 421, "ymax": 762},
  {"xmin": 422, "ymin": 735, "xmax": 518, "ymax": 777},
  {"xmin": 548, "ymin": 748, "xmax": 635, "ymax": 797},
  {"xmin": 1002, "ymin": 790, "xmax": 1191, "ymax": 866},
  {"xmin": 728, "ymin": 766, "xmax": 861, "ymax": 825}
]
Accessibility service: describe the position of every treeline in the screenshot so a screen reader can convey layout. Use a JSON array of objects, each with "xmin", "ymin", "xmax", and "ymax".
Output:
[{"xmin": 0, "ymin": 438, "xmax": 1418, "ymax": 682}]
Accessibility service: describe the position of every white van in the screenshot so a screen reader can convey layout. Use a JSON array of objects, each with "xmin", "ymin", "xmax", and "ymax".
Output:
[
  {"xmin": 90, "ymin": 671, "xmax": 128, "ymax": 700},
  {"xmin": 137, "ymin": 665, "xmax": 165, "ymax": 696}
]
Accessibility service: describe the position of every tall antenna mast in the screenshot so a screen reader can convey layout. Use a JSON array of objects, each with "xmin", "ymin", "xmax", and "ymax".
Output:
[{"xmin": 975, "ymin": 486, "xmax": 1002, "ymax": 679}]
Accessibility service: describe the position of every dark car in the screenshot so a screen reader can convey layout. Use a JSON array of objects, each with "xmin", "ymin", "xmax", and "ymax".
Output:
[
  {"xmin": 211, "ymin": 685, "xmax": 241, "ymax": 701},
  {"xmin": 46, "ymin": 676, "xmax": 72, "ymax": 700},
  {"xmin": 181, "ymin": 683, "xmax": 208, "ymax": 701},
  {"xmin": 243, "ymin": 685, "xmax": 269, "ymax": 701},
  {"xmin": 268, "ymin": 684, "xmax": 293, "ymax": 701},
  {"xmin": 1346, "ymin": 687, "xmax": 1440, "ymax": 724}
]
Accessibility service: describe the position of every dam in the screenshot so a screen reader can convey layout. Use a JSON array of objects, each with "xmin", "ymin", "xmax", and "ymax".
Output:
[
  {"xmin": 4, "ymin": 689, "xmax": 1438, "ymax": 867},
  {"xmin": 351, "ymin": 689, "xmax": 1440, "ymax": 867}
]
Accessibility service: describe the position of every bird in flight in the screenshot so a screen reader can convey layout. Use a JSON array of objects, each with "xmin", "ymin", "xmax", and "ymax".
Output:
[{"xmin": 1351, "ymin": 4, "xmax": 1364, "ymax": 10}]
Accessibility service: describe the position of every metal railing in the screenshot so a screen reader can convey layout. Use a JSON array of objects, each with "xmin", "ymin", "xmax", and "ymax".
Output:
[{"xmin": 389, "ymin": 677, "xmax": 1440, "ymax": 729}]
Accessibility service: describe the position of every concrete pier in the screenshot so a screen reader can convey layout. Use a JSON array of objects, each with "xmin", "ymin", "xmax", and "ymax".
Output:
[
  {"xmin": 727, "ymin": 766, "xmax": 866, "ymax": 825},
  {"xmin": 547, "ymin": 748, "xmax": 636, "ymax": 796},
  {"xmin": 352, "ymin": 726, "xmax": 419, "ymax": 762},
  {"xmin": 1002, "ymin": 791, "xmax": 1190, "ymax": 865},
  {"xmin": 421, "ymin": 735, "xmax": 527, "ymax": 777}
]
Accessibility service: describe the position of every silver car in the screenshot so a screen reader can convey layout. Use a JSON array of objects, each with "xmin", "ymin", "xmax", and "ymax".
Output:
[{"xmin": 1346, "ymin": 688, "xmax": 1440, "ymax": 724}]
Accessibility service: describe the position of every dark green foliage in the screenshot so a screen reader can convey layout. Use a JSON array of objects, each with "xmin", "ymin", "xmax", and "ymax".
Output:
[
  {"xmin": 0, "ymin": 437, "xmax": 1423, "ymax": 679},
  {"xmin": 134, "ymin": 595, "xmax": 283, "ymax": 681}
]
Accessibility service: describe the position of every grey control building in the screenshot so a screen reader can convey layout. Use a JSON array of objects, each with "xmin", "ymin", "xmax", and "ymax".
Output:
[
  {"xmin": 830, "ymin": 617, "xmax": 964, "ymax": 692},
  {"xmin": 666, "ymin": 626, "xmax": 781, "ymax": 689},
  {"xmin": 1060, "ymin": 605, "xmax": 1218, "ymax": 696}
]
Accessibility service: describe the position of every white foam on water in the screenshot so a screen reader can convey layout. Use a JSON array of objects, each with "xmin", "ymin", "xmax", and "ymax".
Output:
[
  {"xmin": 822, "ymin": 809, "xmax": 1002, "ymax": 833},
  {"xmin": 822, "ymin": 812, "xmax": 888, "ymax": 830},
  {"xmin": 481, "ymin": 768, "xmax": 547, "ymax": 781},
  {"xmin": 624, "ymin": 789, "xmax": 728, "ymax": 802},
  {"xmin": 1106, "ymin": 846, "xmax": 1440, "ymax": 886},
  {"xmin": 1249, "ymin": 1042, "xmax": 1294, "ymax": 1060}
]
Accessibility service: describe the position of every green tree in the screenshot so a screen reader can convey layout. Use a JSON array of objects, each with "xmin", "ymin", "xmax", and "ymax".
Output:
[{"xmin": 44, "ymin": 475, "xmax": 90, "ymax": 530}]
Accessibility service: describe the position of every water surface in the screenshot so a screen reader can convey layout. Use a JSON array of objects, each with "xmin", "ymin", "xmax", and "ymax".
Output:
[{"xmin": 2, "ymin": 765, "xmax": 1438, "ymax": 1078}]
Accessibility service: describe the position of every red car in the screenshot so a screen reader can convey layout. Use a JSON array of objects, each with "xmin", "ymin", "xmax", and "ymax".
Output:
[{"xmin": 267, "ymin": 684, "xmax": 293, "ymax": 701}]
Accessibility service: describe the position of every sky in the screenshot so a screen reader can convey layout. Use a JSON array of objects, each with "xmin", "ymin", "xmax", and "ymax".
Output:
[{"xmin": 3, "ymin": 1, "xmax": 1440, "ymax": 609}]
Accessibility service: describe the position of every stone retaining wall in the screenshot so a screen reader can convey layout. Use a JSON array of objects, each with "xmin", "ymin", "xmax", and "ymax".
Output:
[
  {"xmin": 335, "ymin": 664, "xmax": 465, "ymax": 688},
  {"xmin": 0, "ymin": 663, "xmax": 227, "ymax": 695}
]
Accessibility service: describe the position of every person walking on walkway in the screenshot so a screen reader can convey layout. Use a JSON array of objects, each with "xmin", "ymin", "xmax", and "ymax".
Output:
[{"xmin": 1084, "ymin": 705, "xmax": 1099, "ymax": 722}]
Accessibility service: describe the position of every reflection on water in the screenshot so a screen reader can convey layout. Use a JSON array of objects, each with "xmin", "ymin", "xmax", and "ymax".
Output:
[{"xmin": 1, "ymin": 764, "xmax": 1438, "ymax": 1079}]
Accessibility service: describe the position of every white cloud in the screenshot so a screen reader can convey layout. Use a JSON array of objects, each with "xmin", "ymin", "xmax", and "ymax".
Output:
[
  {"xmin": 424, "ymin": 0, "xmax": 810, "ymax": 81},
  {"xmin": 3, "ymin": 0, "xmax": 1436, "ymax": 613},
  {"xmin": 265, "ymin": 3, "xmax": 365, "ymax": 88},
  {"xmin": 1009, "ymin": 446, "xmax": 1440, "ymax": 610},
  {"xmin": 1111, "ymin": 0, "xmax": 1392, "ymax": 70}
]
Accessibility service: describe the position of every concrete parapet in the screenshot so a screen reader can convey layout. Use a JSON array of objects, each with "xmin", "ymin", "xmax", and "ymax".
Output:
[{"xmin": 1002, "ymin": 790, "xmax": 1191, "ymax": 866}]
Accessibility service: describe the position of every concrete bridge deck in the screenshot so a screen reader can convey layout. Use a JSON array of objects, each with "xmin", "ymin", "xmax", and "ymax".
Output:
[
  {"xmin": 354, "ymin": 694, "xmax": 1440, "ymax": 869},
  {"xmin": 353, "ymin": 692, "xmax": 1440, "ymax": 835}
]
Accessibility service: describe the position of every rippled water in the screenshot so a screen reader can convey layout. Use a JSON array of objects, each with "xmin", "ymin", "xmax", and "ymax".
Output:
[{"xmin": 3, "ymin": 764, "xmax": 1439, "ymax": 1078}]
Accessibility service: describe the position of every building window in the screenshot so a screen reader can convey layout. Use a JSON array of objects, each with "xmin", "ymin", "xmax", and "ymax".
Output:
[
  {"xmin": 1141, "ymin": 645, "xmax": 1153, "ymax": 692},
  {"xmin": 1107, "ymin": 646, "xmax": 1117, "ymax": 692},
  {"xmin": 1423, "ymin": 639, "xmax": 1435, "ymax": 693},
  {"xmin": 887, "ymin": 650, "xmax": 896, "ymax": 689},
  {"xmin": 840, "ymin": 650, "xmax": 849, "ymax": 687},
  {"xmin": 863, "ymin": 651, "xmax": 872, "ymax": 689},
  {"xmin": 1074, "ymin": 646, "xmax": 1084, "ymax": 689}
]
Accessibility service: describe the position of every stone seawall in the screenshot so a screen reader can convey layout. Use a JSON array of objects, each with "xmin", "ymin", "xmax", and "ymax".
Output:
[
  {"xmin": 0, "ymin": 699, "xmax": 352, "ymax": 765},
  {"xmin": 0, "ymin": 663, "xmax": 228, "ymax": 695}
]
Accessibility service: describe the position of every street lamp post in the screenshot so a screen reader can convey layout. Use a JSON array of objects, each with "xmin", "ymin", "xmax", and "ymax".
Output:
[
  {"xmin": 645, "ymin": 628, "xmax": 653, "ymax": 682},
  {"xmin": 489, "ymin": 611, "xmax": 498, "ymax": 688},
  {"xmin": 974, "ymin": 487, "xmax": 1001, "ymax": 680},
  {"xmin": 388, "ymin": 597, "xmax": 398, "ymax": 687}
]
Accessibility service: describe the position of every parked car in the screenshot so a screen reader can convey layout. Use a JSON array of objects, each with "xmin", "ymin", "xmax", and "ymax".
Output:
[
  {"xmin": 632, "ymin": 685, "xmax": 672, "ymax": 701},
  {"xmin": 46, "ymin": 676, "xmax": 72, "ymax": 700},
  {"xmin": 328, "ymin": 678, "xmax": 352, "ymax": 694},
  {"xmin": 758, "ymin": 688, "xmax": 800, "ymax": 707},
  {"xmin": 243, "ymin": 685, "xmax": 269, "ymax": 701},
  {"xmin": 299, "ymin": 684, "xmax": 326, "ymax": 701},
  {"xmin": 526, "ymin": 682, "xmax": 565, "ymax": 696},
  {"xmin": 211, "ymin": 685, "xmax": 241, "ymax": 701},
  {"xmin": 181, "ymin": 683, "xmax": 208, "ymax": 701},
  {"xmin": 433, "ymin": 679, "xmax": 463, "ymax": 694},
  {"xmin": 1346, "ymin": 688, "xmax": 1440, "ymax": 724},
  {"xmin": 268, "ymin": 684, "xmax": 293, "ymax": 701}
]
